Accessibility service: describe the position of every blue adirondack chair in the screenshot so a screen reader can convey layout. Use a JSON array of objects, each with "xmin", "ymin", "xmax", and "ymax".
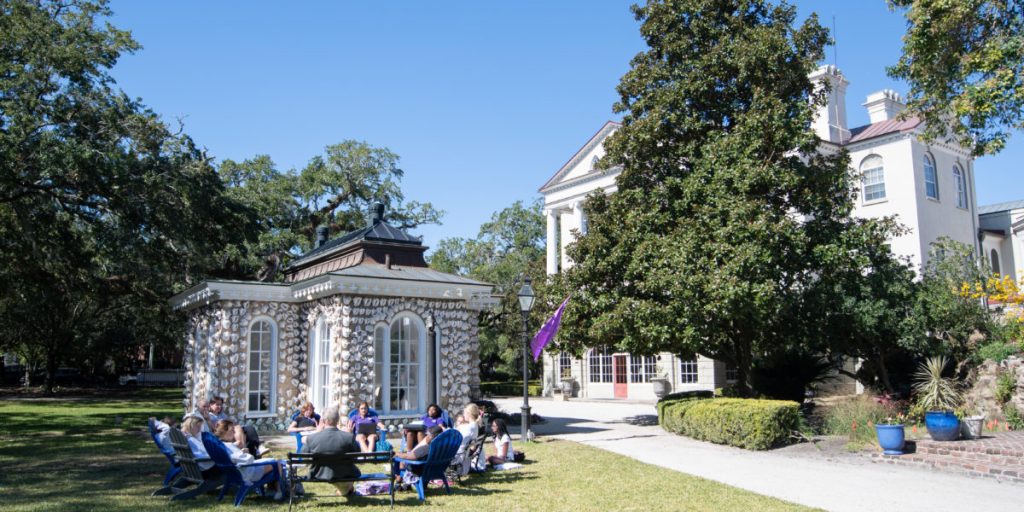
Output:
[
  {"xmin": 289, "ymin": 410, "xmax": 321, "ymax": 452},
  {"xmin": 148, "ymin": 418, "xmax": 182, "ymax": 495},
  {"xmin": 394, "ymin": 428, "xmax": 463, "ymax": 502},
  {"xmin": 347, "ymin": 407, "xmax": 392, "ymax": 451},
  {"xmin": 201, "ymin": 432, "xmax": 281, "ymax": 506}
]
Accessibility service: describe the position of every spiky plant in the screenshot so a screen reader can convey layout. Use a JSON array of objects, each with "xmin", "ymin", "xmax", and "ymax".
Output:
[{"xmin": 913, "ymin": 356, "xmax": 962, "ymax": 412}]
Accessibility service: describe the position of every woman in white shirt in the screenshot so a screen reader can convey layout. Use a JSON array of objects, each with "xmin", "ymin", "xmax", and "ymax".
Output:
[
  {"xmin": 214, "ymin": 420, "xmax": 286, "ymax": 499},
  {"xmin": 486, "ymin": 418, "xmax": 515, "ymax": 466}
]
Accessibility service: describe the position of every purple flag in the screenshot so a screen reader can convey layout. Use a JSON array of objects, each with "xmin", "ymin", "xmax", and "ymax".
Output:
[{"xmin": 530, "ymin": 296, "xmax": 571, "ymax": 361}]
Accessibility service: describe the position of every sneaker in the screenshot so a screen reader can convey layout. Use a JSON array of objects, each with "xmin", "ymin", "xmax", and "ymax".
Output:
[{"xmin": 257, "ymin": 446, "xmax": 271, "ymax": 457}]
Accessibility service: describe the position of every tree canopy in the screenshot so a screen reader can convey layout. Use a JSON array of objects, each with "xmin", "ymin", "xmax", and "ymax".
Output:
[
  {"xmin": 551, "ymin": 0, "xmax": 906, "ymax": 395},
  {"xmin": 430, "ymin": 200, "xmax": 547, "ymax": 379},
  {"xmin": 217, "ymin": 142, "xmax": 443, "ymax": 281},
  {"xmin": 0, "ymin": 0, "xmax": 253, "ymax": 390},
  {"xmin": 889, "ymin": 0, "xmax": 1024, "ymax": 156}
]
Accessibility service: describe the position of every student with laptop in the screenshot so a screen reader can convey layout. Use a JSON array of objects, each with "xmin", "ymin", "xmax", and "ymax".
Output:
[{"xmin": 347, "ymin": 401, "xmax": 386, "ymax": 452}]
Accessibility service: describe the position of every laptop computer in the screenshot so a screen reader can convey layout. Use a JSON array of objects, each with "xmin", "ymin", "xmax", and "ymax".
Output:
[{"xmin": 357, "ymin": 422, "xmax": 377, "ymax": 436}]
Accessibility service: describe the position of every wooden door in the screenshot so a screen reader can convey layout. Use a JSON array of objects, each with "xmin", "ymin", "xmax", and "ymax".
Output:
[{"xmin": 613, "ymin": 354, "xmax": 628, "ymax": 398}]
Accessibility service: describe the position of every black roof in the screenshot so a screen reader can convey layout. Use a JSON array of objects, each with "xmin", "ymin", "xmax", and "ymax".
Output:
[{"xmin": 287, "ymin": 204, "xmax": 422, "ymax": 269}]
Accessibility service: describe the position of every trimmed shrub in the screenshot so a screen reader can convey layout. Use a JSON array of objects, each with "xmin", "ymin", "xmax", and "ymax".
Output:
[
  {"xmin": 658, "ymin": 397, "xmax": 800, "ymax": 450},
  {"xmin": 656, "ymin": 390, "xmax": 714, "ymax": 426}
]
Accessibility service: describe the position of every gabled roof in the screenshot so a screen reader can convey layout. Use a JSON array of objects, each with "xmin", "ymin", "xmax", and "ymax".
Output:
[
  {"xmin": 847, "ymin": 117, "xmax": 922, "ymax": 144},
  {"xmin": 539, "ymin": 121, "xmax": 620, "ymax": 193},
  {"xmin": 979, "ymin": 199, "xmax": 1024, "ymax": 215}
]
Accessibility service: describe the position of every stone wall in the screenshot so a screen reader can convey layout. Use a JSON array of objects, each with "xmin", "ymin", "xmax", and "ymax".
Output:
[
  {"xmin": 183, "ymin": 294, "xmax": 482, "ymax": 430},
  {"xmin": 965, "ymin": 356, "xmax": 1024, "ymax": 420}
]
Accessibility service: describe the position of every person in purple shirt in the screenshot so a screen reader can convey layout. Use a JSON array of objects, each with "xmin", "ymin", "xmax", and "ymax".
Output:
[
  {"xmin": 406, "ymin": 403, "xmax": 446, "ymax": 448},
  {"xmin": 346, "ymin": 401, "xmax": 385, "ymax": 452}
]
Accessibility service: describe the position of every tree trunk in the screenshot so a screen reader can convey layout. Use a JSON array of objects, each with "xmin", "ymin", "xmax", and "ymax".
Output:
[
  {"xmin": 43, "ymin": 348, "xmax": 60, "ymax": 394},
  {"xmin": 876, "ymin": 352, "xmax": 894, "ymax": 394},
  {"xmin": 733, "ymin": 337, "xmax": 753, "ymax": 397}
]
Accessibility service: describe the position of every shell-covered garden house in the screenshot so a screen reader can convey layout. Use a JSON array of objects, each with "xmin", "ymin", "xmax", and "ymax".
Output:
[{"xmin": 170, "ymin": 204, "xmax": 496, "ymax": 430}]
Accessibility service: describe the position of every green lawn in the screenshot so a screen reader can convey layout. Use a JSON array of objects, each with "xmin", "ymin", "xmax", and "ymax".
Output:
[{"xmin": 0, "ymin": 388, "xmax": 818, "ymax": 511}]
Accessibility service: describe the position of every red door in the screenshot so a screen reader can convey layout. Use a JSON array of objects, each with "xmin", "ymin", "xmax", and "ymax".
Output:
[{"xmin": 613, "ymin": 355, "xmax": 628, "ymax": 398}]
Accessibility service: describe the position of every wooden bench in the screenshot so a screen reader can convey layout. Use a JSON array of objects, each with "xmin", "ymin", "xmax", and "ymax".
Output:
[{"xmin": 286, "ymin": 450, "xmax": 395, "ymax": 511}]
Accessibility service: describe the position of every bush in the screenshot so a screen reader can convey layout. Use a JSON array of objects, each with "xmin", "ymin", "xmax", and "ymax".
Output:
[
  {"xmin": 823, "ymin": 395, "xmax": 890, "ymax": 445},
  {"xmin": 1004, "ymin": 403, "xmax": 1024, "ymax": 430},
  {"xmin": 480, "ymin": 380, "xmax": 542, "ymax": 397},
  {"xmin": 995, "ymin": 369, "xmax": 1016, "ymax": 405},
  {"xmin": 976, "ymin": 341, "xmax": 1019, "ymax": 364},
  {"xmin": 658, "ymin": 397, "xmax": 800, "ymax": 450},
  {"xmin": 750, "ymin": 349, "xmax": 835, "ymax": 403}
]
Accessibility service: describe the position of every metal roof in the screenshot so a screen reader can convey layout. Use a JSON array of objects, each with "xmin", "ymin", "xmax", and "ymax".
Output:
[
  {"xmin": 847, "ymin": 117, "xmax": 922, "ymax": 144},
  {"xmin": 329, "ymin": 265, "xmax": 491, "ymax": 287},
  {"xmin": 287, "ymin": 218, "xmax": 422, "ymax": 269},
  {"xmin": 978, "ymin": 199, "xmax": 1024, "ymax": 215}
]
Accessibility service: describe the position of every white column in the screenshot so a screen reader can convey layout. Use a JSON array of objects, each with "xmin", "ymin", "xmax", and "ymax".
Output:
[
  {"xmin": 572, "ymin": 201, "xmax": 586, "ymax": 235},
  {"xmin": 546, "ymin": 210, "xmax": 558, "ymax": 275}
]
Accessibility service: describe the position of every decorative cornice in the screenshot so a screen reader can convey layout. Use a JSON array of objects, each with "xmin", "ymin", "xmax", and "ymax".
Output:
[
  {"xmin": 539, "ymin": 121, "xmax": 620, "ymax": 193},
  {"xmin": 171, "ymin": 274, "xmax": 498, "ymax": 312},
  {"xmin": 543, "ymin": 166, "xmax": 621, "ymax": 196}
]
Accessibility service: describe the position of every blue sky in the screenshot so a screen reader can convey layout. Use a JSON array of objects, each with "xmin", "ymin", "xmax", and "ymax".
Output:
[{"xmin": 108, "ymin": 1, "xmax": 1023, "ymax": 250}]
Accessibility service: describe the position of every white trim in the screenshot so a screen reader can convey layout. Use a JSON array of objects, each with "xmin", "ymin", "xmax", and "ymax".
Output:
[
  {"xmin": 377, "ymin": 312, "xmax": 428, "ymax": 415},
  {"xmin": 171, "ymin": 275, "xmax": 497, "ymax": 312},
  {"xmin": 245, "ymin": 316, "xmax": 278, "ymax": 415}
]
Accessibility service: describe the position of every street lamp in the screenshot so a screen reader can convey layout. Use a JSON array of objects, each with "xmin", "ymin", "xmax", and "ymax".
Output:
[{"xmin": 517, "ymin": 276, "xmax": 536, "ymax": 442}]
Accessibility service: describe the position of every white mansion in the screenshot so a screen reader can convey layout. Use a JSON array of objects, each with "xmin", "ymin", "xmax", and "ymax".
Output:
[{"xmin": 539, "ymin": 65, "xmax": 982, "ymax": 400}]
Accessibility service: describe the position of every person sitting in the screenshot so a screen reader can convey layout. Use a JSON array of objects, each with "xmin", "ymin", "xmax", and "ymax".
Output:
[
  {"xmin": 214, "ymin": 419, "xmax": 285, "ymax": 500},
  {"xmin": 288, "ymin": 401, "xmax": 321, "ymax": 434},
  {"xmin": 486, "ymin": 418, "xmax": 516, "ymax": 466},
  {"xmin": 394, "ymin": 426, "xmax": 443, "ymax": 476},
  {"xmin": 195, "ymin": 399, "xmax": 214, "ymax": 433},
  {"xmin": 301, "ymin": 405, "xmax": 362, "ymax": 496},
  {"xmin": 403, "ymin": 403, "xmax": 446, "ymax": 449},
  {"xmin": 451, "ymin": 405, "xmax": 481, "ymax": 476},
  {"xmin": 180, "ymin": 415, "xmax": 222, "ymax": 480},
  {"xmin": 346, "ymin": 401, "xmax": 385, "ymax": 453},
  {"xmin": 208, "ymin": 396, "xmax": 228, "ymax": 427},
  {"xmin": 149, "ymin": 416, "xmax": 176, "ymax": 452}
]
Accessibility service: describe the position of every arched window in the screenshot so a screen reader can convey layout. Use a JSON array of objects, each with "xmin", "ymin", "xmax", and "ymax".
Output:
[
  {"xmin": 954, "ymin": 164, "xmax": 968, "ymax": 208},
  {"xmin": 309, "ymin": 317, "xmax": 332, "ymax": 412},
  {"xmin": 373, "ymin": 314, "xmax": 426, "ymax": 414},
  {"xmin": 588, "ymin": 346, "xmax": 612, "ymax": 383},
  {"xmin": 679, "ymin": 357, "xmax": 698, "ymax": 384},
  {"xmin": 991, "ymin": 249, "xmax": 1001, "ymax": 276},
  {"xmin": 373, "ymin": 325, "xmax": 385, "ymax": 410},
  {"xmin": 247, "ymin": 319, "xmax": 277, "ymax": 414},
  {"xmin": 924, "ymin": 154, "xmax": 939, "ymax": 199},
  {"xmin": 860, "ymin": 155, "xmax": 886, "ymax": 202}
]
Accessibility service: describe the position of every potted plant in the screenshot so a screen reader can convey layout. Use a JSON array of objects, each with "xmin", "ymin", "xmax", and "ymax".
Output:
[
  {"xmin": 875, "ymin": 413, "xmax": 906, "ymax": 455},
  {"xmin": 957, "ymin": 406, "xmax": 985, "ymax": 440},
  {"xmin": 913, "ymin": 356, "xmax": 963, "ymax": 441}
]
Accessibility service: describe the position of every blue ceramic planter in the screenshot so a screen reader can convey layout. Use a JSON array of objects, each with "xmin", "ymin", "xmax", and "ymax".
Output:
[
  {"xmin": 925, "ymin": 411, "xmax": 960, "ymax": 441},
  {"xmin": 875, "ymin": 424, "xmax": 905, "ymax": 455}
]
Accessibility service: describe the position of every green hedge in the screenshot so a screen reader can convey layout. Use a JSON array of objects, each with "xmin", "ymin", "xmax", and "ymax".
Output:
[
  {"xmin": 658, "ymin": 397, "xmax": 800, "ymax": 450},
  {"xmin": 480, "ymin": 380, "xmax": 542, "ymax": 397}
]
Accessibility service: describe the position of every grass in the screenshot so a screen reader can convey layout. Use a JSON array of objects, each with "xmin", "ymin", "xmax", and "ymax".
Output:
[{"xmin": 0, "ymin": 388, "xmax": 818, "ymax": 511}]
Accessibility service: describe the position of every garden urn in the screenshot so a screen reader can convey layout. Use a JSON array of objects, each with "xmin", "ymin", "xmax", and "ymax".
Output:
[
  {"xmin": 960, "ymin": 415, "xmax": 984, "ymax": 439},
  {"xmin": 651, "ymin": 378, "xmax": 671, "ymax": 399},
  {"xmin": 924, "ymin": 411, "xmax": 961, "ymax": 441},
  {"xmin": 875, "ymin": 424, "xmax": 906, "ymax": 455}
]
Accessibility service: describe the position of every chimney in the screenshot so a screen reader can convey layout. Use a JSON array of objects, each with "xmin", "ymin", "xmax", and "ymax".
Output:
[
  {"xmin": 366, "ymin": 202, "xmax": 385, "ymax": 227},
  {"xmin": 808, "ymin": 65, "xmax": 851, "ymax": 144},
  {"xmin": 314, "ymin": 225, "xmax": 329, "ymax": 249},
  {"xmin": 863, "ymin": 89, "xmax": 905, "ymax": 124}
]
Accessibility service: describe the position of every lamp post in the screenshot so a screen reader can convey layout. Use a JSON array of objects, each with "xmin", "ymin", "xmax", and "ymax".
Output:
[{"xmin": 517, "ymin": 276, "xmax": 536, "ymax": 442}]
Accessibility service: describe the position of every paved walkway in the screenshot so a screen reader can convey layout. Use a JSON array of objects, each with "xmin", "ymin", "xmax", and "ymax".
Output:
[{"xmin": 492, "ymin": 397, "xmax": 1024, "ymax": 512}]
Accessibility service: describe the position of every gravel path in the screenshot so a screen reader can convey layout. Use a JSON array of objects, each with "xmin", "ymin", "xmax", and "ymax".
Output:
[{"xmin": 491, "ymin": 397, "xmax": 1024, "ymax": 512}]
